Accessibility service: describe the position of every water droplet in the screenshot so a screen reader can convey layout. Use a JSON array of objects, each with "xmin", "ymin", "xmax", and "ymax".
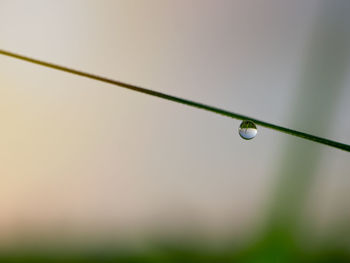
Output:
[{"xmin": 238, "ymin": 120, "xmax": 257, "ymax": 140}]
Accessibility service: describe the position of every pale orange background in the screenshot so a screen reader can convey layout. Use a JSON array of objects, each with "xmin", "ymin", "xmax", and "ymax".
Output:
[{"xmin": 0, "ymin": 0, "xmax": 350, "ymax": 247}]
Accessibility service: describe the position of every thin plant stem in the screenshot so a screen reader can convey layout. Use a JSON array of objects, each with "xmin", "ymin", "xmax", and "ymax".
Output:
[{"xmin": 1, "ymin": 49, "xmax": 349, "ymax": 152}]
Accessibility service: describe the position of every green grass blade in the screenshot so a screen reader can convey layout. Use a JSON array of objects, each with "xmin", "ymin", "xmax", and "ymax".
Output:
[{"xmin": 1, "ymin": 49, "xmax": 349, "ymax": 152}]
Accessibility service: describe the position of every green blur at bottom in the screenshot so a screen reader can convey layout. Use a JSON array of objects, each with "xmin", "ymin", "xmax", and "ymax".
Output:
[{"xmin": 1, "ymin": 238, "xmax": 349, "ymax": 263}]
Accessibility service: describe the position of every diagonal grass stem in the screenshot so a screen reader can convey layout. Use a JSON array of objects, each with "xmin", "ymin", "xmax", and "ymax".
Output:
[{"xmin": 1, "ymin": 49, "xmax": 349, "ymax": 152}]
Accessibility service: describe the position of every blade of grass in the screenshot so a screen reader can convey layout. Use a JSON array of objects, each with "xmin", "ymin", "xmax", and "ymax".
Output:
[{"xmin": 1, "ymin": 49, "xmax": 349, "ymax": 152}]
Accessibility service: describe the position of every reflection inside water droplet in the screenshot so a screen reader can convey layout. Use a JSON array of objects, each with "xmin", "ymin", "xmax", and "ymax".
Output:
[{"xmin": 238, "ymin": 120, "xmax": 257, "ymax": 140}]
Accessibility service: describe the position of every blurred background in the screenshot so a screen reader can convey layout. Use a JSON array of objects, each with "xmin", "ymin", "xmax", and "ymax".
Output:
[{"xmin": 1, "ymin": 0, "xmax": 350, "ymax": 262}]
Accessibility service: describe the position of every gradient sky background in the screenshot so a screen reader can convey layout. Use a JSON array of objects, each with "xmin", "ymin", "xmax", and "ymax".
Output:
[{"xmin": 1, "ymin": 0, "xmax": 350, "ymax": 248}]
